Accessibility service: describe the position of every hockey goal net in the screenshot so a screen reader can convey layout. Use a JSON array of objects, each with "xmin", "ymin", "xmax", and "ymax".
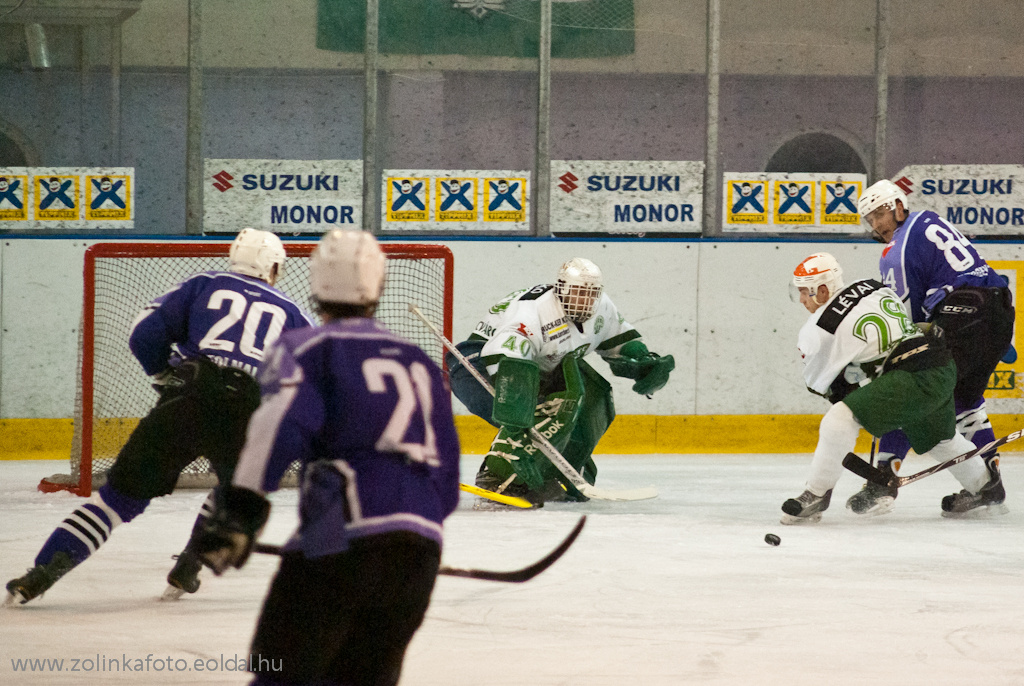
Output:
[{"xmin": 40, "ymin": 241, "xmax": 454, "ymax": 496}]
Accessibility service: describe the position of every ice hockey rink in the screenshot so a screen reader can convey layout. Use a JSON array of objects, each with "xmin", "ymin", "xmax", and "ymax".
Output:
[{"xmin": 3, "ymin": 453, "xmax": 1024, "ymax": 686}]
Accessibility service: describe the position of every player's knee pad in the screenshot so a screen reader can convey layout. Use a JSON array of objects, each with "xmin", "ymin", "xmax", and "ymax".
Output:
[
  {"xmin": 821, "ymin": 402, "xmax": 861, "ymax": 444},
  {"xmin": 97, "ymin": 482, "xmax": 149, "ymax": 523}
]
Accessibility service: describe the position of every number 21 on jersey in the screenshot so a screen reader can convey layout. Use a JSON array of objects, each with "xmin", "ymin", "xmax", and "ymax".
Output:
[{"xmin": 363, "ymin": 358, "xmax": 440, "ymax": 467}]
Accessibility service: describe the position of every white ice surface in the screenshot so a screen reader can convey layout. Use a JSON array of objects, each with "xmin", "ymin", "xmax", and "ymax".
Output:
[{"xmin": 3, "ymin": 455, "xmax": 1024, "ymax": 685}]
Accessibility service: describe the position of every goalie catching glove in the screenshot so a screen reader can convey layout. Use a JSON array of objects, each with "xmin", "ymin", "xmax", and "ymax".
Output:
[
  {"xmin": 607, "ymin": 340, "xmax": 674, "ymax": 396},
  {"xmin": 194, "ymin": 485, "xmax": 271, "ymax": 575}
]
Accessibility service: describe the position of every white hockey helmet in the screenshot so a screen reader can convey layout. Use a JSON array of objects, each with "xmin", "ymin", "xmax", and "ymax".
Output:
[
  {"xmin": 792, "ymin": 252, "xmax": 844, "ymax": 302},
  {"xmin": 556, "ymin": 257, "xmax": 603, "ymax": 322},
  {"xmin": 858, "ymin": 179, "xmax": 908, "ymax": 220},
  {"xmin": 229, "ymin": 228, "xmax": 286, "ymax": 282},
  {"xmin": 309, "ymin": 229, "xmax": 386, "ymax": 306}
]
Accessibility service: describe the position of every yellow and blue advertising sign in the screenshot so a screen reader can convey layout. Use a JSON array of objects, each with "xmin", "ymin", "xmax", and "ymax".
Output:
[
  {"xmin": 0, "ymin": 167, "xmax": 134, "ymax": 229},
  {"xmin": 723, "ymin": 172, "xmax": 866, "ymax": 233},
  {"xmin": 381, "ymin": 169, "xmax": 530, "ymax": 232},
  {"xmin": 0, "ymin": 172, "xmax": 29, "ymax": 221}
]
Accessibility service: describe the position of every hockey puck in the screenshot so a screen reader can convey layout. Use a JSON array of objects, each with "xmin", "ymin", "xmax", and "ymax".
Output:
[{"xmin": 764, "ymin": 533, "xmax": 781, "ymax": 546}]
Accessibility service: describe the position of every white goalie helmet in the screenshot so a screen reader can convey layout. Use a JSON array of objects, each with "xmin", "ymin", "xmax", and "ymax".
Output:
[
  {"xmin": 857, "ymin": 179, "xmax": 908, "ymax": 220},
  {"xmin": 309, "ymin": 229, "xmax": 386, "ymax": 306},
  {"xmin": 229, "ymin": 228, "xmax": 286, "ymax": 282},
  {"xmin": 792, "ymin": 252, "xmax": 844, "ymax": 302},
  {"xmin": 556, "ymin": 257, "xmax": 603, "ymax": 322}
]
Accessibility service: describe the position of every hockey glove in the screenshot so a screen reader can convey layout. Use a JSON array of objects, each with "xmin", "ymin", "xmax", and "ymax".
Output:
[
  {"xmin": 608, "ymin": 341, "xmax": 675, "ymax": 396},
  {"xmin": 195, "ymin": 486, "xmax": 271, "ymax": 575},
  {"xmin": 150, "ymin": 366, "xmax": 184, "ymax": 393}
]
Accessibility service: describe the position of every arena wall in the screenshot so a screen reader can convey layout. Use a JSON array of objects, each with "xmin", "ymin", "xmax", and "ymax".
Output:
[{"xmin": 2, "ymin": 237, "xmax": 1023, "ymax": 456}]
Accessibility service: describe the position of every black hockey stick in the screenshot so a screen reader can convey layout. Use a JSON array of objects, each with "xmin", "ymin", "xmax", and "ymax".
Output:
[
  {"xmin": 253, "ymin": 515, "xmax": 586, "ymax": 583},
  {"xmin": 843, "ymin": 429, "xmax": 1022, "ymax": 488}
]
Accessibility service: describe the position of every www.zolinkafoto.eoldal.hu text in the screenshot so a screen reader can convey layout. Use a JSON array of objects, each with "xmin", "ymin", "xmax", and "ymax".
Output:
[{"xmin": 9, "ymin": 653, "xmax": 282, "ymax": 673}]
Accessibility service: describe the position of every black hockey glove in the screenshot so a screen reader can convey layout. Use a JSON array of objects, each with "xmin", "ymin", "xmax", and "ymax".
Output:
[
  {"xmin": 150, "ymin": 366, "xmax": 184, "ymax": 393},
  {"xmin": 824, "ymin": 374, "xmax": 858, "ymax": 404},
  {"xmin": 195, "ymin": 486, "xmax": 271, "ymax": 575}
]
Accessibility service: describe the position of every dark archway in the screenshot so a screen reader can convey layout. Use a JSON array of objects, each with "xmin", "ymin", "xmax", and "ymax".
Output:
[
  {"xmin": 0, "ymin": 131, "xmax": 29, "ymax": 167},
  {"xmin": 766, "ymin": 133, "xmax": 866, "ymax": 175}
]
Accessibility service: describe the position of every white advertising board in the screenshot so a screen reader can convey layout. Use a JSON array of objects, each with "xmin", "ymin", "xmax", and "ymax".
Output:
[
  {"xmin": 892, "ymin": 165, "xmax": 1024, "ymax": 236},
  {"xmin": 721, "ymin": 172, "xmax": 866, "ymax": 233},
  {"xmin": 550, "ymin": 160, "xmax": 703, "ymax": 234},
  {"xmin": 0, "ymin": 167, "xmax": 135, "ymax": 230},
  {"xmin": 380, "ymin": 170, "xmax": 530, "ymax": 232},
  {"xmin": 203, "ymin": 159, "xmax": 362, "ymax": 234}
]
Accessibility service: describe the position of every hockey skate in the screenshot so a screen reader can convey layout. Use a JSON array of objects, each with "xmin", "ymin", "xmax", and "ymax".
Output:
[
  {"xmin": 846, "ymin": 463, "xmax": 899, "ymax": 517},
  {"xmin": 780, "ymin": 489, "xmax": 832, "ymax": 525},
  {"xmin": 941, "ymin": 454, "xmax": 1008, "ymax": 518},
  {"xmin": 162, "ymin": 550, "xmax": 203, "ymax": 601},
  {"xmin": 5, "ymin": 552, "xmax": 75, "ymax": 605}
]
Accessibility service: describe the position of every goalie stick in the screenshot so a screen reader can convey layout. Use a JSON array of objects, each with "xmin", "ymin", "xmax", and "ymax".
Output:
[
  {"xmin": 460, "ymin": 482, "xmax": 536, "ymax": 509},
  {"xmin": 408, "ymin": 304, "xmax": 658, "ymax": 502},
  {"xmin": 253, "ymin": 515, "xmax": 586, "ymax": 583},
  {"xmin": 843, "ymin": 429, "xmax": 1023, "ymax": 488}
]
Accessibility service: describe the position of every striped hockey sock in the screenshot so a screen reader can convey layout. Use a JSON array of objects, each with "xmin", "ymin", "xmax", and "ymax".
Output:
[{"xmin": 34, "ymin": 484, "xmax": 149, "ymax": 568}]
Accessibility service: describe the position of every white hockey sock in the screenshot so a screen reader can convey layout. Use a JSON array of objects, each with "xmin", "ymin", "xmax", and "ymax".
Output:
[
  {"xmin": 920, "ymin": 433, "xmax": 989, "ymax": 493},
  {"xmin": 805, "ymin": 402, "xmax": 862, "ymax": 496}
]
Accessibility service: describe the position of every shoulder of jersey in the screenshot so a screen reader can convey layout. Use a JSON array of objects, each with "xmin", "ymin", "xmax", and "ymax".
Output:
[{"xmin": 516, "ymin": 284, "xmax": 555, "ymax": 302}]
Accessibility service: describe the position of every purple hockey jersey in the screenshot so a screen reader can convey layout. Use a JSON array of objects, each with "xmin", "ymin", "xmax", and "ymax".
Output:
[
  {"xmin": 232, "ymin": 317, "xmax": 461, "ymax": 557},
  {"xmin": 129, "ymin": 271, "xmax": 315, "ymax": 377},
  {"xmin": 879, "ymin": 210, "xmax": 1005, "ymax": 323}
]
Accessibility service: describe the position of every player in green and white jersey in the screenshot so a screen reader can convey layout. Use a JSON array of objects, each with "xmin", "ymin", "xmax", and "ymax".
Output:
[{"xmin": 781, "ymin": 252, "xmax": 993, "ymax": 524}]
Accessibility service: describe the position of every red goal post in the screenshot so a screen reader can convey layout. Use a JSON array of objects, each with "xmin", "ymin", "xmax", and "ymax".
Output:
[{"xmin": 40, "ymin": 241, "xmax": 454, "ymax": 496}]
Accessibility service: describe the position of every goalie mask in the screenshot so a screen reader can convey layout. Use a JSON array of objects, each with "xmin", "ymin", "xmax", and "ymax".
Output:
[
  {"xmin": 229, "ymin": 228, "xmax": 286, "ymax": 283},
  {"xmin": 309, "ymin": 229, "xmax": 386, "ymax": 306},
  {"xmin": 556, "ymin": 257, "xmax": 603, "ymax": 323},
  {"xmin": 858, "ymin": 180, "xmax": 908, "ymax": 241},
  {"xmin": 792, "ymin": 252, "xmax": 844, "ymax": 305}
]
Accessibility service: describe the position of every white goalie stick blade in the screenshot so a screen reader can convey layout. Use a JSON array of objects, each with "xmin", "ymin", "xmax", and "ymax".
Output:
[
  {"xmin": 579, "ymin": 484, "xmax": 659, "ymax": 501},
  {"xmin": 253, "ymin": 515, "xmax": 587, "ymax": 583},
  {"xmin": 843, "ymin": 428, "xmax": 1023, "ymax": 489},
  {"xmin": 407, "ymin": 303, "xmax": 659, "ymax": 503}
]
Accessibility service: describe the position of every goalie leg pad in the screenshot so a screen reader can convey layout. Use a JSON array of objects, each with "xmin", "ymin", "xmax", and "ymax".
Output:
[{"xmin": 559, "ymin": 360, "xmax": 615, "ymax": 482}]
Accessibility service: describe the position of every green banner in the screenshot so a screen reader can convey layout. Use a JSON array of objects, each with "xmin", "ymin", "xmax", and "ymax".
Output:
[{"xmin": 317, "ymin": 0, "xmax": 634, "ymax": 58}]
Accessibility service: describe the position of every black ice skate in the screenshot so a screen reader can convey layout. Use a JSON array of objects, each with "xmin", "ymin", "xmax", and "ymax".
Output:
[
  {"xmin": 780, "ymin": 489, "xmax": 832, "ymax": 525},
  {"xmin": 941, "ymin": 454, "xmax": 1007, "ymax": 518},
  {"xmin": 5, "ymin": 552, "xmax": 75, "ymax": 605},
  {"xmin": 846, "ymin": 463, "xmax": 899, "ymax": 516},
  {"xmin": 162, "ymin": 550, "xmax": 203, "ymax": 600}
]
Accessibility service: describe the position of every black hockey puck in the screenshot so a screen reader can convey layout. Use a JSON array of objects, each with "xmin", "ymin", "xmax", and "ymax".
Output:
[{"xmin": 764, "ymin": 533, "xmax": 781, "ymax": 546}]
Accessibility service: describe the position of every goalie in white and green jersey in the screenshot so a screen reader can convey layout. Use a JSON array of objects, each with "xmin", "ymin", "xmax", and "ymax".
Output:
[{"xmin": 447, "ymin": 257, "xmax": 674, "ymax": 503}]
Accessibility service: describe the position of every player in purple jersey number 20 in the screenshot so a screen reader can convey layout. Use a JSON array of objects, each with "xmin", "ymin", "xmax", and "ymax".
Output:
[{"xmin": 6, "ymin": 229, "xmax": 313, "ymax": 605}]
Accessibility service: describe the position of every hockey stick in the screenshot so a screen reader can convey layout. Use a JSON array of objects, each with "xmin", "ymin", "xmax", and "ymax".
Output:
[
  {"xmin": 408, "ymin": 304, "xmax": 658, "ymax": 502},
  {"xmin": 843, "ymin": 428, "xmax": 1023, "ymax": 488},
  {"xmin": 253, "ymin": 515, "xmax": 586, "ymax": 583},
  {"xmin": 460, "ymin": 482, "xmax": 536, "ymax": 509}
]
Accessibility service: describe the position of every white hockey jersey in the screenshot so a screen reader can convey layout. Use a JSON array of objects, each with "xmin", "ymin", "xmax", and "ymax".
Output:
[
  {"xmin": 472, "ymin": 285, "xmax": 641, "ymax": 376},
  {"xmin": 798, "ymin": 279, "xmax": 918, "ymax": 396}
]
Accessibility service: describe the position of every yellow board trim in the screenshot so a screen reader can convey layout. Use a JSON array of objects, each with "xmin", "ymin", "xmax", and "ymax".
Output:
[{"xmin": 5, "ymin": 415, "xmax": 1024, "ymax": 460}]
